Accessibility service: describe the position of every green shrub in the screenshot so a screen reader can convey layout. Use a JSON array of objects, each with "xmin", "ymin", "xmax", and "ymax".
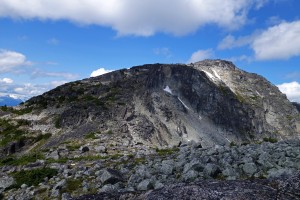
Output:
[
  {"xmin": 61, "ymin": 179, "xmax": 82, "ymax": 194},
  {"xmin": 71, "ymin": 155, "xmax": 108, "ymax": 161},
  {"xmin": 85, "ymin": 132, "xmax": 98, "ymax": 139},
  {"xmin": 229, "ymin": 141, "xmax": 236, "ymax": 147},
  {"xmin": 46, "ymin": 157, "xmax": 69, "ymax": 164},
  {"xmin": 66, "ymin": 144, "xmax": 81, "ymax": 151},
  {"xmin": 263, "ymin": 137, "xmax": 278, "ymax": 143},
  {"xmin": 12, "ymin": 107, "xmax": 32, "ymax": 115},
  {"xmin": 54, "ymin": 116, "xmax": 61, "ymax": 128},
  {"xmin": 11, "ymin": 168, "xmax": 58, "ymax": 188},
  {"xmin": 0, "ymin": 153, "xmax": 44, "ymax": 166},
  {"xmin": 155, "ymin": 147, "xmax": 179, "ymax": 156},
  {"xmin": 34, "ymin": 133, "xmax": 52, "ymax": 142}
]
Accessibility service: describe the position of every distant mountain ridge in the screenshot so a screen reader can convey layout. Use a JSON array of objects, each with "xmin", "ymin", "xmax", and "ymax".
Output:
[{"xmin": 0, "ymin": 96, "xmax": 22, "ymax": 106}]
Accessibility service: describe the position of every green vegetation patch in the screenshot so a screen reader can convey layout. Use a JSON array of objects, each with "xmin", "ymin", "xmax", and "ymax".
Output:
[
  {"xmin": 0, "ymin": 119, "xmax": 27, "ymax": 147},
  {"xmin": 10, "ymin": 168, "xmax": 58, "ymax": 188},
  {"xmin": 84, "ymin": 132, "xmax": 99, "ymax": 139},
  {"xmin": 61, "ymin": 178, "xmax": 82, "ymax": 194},
  {"xmin": 54, "ymin": 116, "xmax": 61, "ymax": 128},
  {"xmin": 263, "ymin": 137, "xmax": 278, "ymax": 143},
  {"xmin": 0, "ymin": 153, "xmax": 44, "ymax": 166},
  {"xmin": 235, "ymin": 92, "xmax": 246, "ymax": 103},
  {"xmin": 0, "ymin": 106, "xmax": 32, "ymax": 115},
  {"xmin": 156, "ymin": 147, "xmax": 179, "ymax": 156}
]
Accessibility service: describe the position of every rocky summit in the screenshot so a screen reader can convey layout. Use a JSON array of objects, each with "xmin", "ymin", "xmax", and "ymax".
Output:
[{"xmin": 0, "ymin": 60, "xmax": 300, "ymax": 199}]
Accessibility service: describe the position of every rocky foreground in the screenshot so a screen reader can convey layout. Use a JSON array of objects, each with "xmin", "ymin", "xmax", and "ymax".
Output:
[{"xmin": 1, "ymin": 139, "xmax": 300, "ymax": 199}]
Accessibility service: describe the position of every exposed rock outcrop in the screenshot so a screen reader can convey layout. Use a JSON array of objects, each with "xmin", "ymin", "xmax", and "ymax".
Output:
[{"xmin": 9, "ymin": 60, "xmax": 299, "ymax": 150}]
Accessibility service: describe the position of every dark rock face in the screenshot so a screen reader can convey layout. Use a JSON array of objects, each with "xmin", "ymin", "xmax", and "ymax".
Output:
[
  {"xmin": 22, "ymin": 60, "xmax": 299, "ymax": 148},
  {"xmin": 293, "ymin": 102, "xmax": 300, "ymax": 112}
]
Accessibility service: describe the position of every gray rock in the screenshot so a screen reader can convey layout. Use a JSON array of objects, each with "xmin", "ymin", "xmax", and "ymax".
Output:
[
  {"xmin": 100, "ymin": 169, "xmax": 123, "ymax": 185},
  {"xmin": 243, "ymin": 163, "xmax": 257, "ymax": 176},
  {"xmin": 94, "ymin": 146, "xmax": 106, "ymax": 153},
  {"xmin": 204, "ymin": 163, "xmax": 221, "ymax": 178},
  {"xmin": 62, "ymin": 193, "xmax": 72, "ymax": 200},
  {"xmin": 0, "ymin": 175, "xmax": 14, "ymax": 190},
  {"xmin": 99, "ymin": 184, "xmax": 117, "ymax": 193},
  {"xmin": 182, "ymin": 170, "xmax": 198, "ymax": 182},
  {"xmin": 46, "ymin": 150, "xmax": 59, "ymax": 160},
  {"xmin": 53, "ymin": 179, "xmax": 66, "ymax": 190},
  {"xmin": 137, "ymin": 179, "xmax": 153, "ymax": 191},
  {"xmin": 159, "ymin": 161, "xmax": 174, "ymax": 175}
]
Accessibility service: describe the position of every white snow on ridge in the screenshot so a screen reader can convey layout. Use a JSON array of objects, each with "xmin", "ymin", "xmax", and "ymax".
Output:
[
  {"xmin": 178, "ymin": 97, "xmax": 190, "ymax": 110},
  {"xmin": 202, "ymin": 70, "xmax": 215, "ymax": 80},
  {"xmin": 212, "ymin": 69, "xmax": 221, "ymax": 80},
  {"xmin": 163, "ymin": 85, "xmax": 173, "ymax": 94}
]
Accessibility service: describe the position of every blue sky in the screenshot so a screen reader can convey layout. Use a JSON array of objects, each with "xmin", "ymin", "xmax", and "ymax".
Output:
[{"xmin": 0, "ymin": 0, "xmax": 300, "ymax": 102}]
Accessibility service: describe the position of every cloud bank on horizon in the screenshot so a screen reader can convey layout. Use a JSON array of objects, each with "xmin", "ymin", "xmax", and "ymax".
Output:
[{"xmin": 0, "ymin": 0, "xmax": 299, "ymax": 102}]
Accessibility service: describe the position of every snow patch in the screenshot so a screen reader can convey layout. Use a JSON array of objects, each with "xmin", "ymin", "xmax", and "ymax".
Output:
[
  {"xmin": 202, "ymin": 70, "xmax": 215, "ymax": 80},
  {"xmin": 178, "ymin": 97, "xmax": 190, "ymax": 110},
  {"xmin": 163, "ymin": 85, "xmax": 173, "ymax": 94},
  {"xmin": 212, "ymin": 69, "xmax": 221, "ymax": 80}
]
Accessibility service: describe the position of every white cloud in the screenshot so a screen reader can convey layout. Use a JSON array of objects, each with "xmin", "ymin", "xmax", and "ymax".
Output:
[
  {"xmin": 277, "ymin": 81, "xmax": 300, "ymax": 103},
  {"xmin": 252, "ymin": 20, "xmax": 300, "ymax": 60},
  {"xmin": 227, "ymin": 55, "xmax": 253, "ymax": 63},
  {"xmin": 31, "ymin": 70, "xmax": 78, "ymax": 80},
  {"xmin": 90, "ymin": 68, "xmax": 113, "ymax": 77},
  {"xmin": 218, "ymin": 34, "xmax": 256, "ymax": 50},
  {"xmin": 0, "ymin": 0, "xmax": 268, "ymax": 36},
  {"xmin": 218, "ymin": 20, "xmax": 300, "ymax": 60},
  {"xmin": 0, "ymin": 78, "xmax": 13, "ymax": 84},
  {"xmin": 0, "ymin": 83, "xmax": 49, "ymax": 100},
  {"xmin": 285, "ymin": 72, "xmax": 300, "ymax": 80},
  {"xmin": 47, "ymin": 38, "xmax": 59, "ymax": 45},
  {"xmin": 187, "ymin": 49, "xmax": 214, "ymax": 63},
  {"xmin": 154, "ymin": 47, "xmax": 172, "ymax": 58},
  {"xmin": 0, "ymin": 49, "xmax": 31, "ymax": 73},
  {"xmin": 51, "ymin": 80, "xmax": 67, "ymax": 87}
]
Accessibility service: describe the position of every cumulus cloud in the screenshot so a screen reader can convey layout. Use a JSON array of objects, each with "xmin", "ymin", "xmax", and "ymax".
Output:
[
  {"xmin": 252, "ymin": 21, "xmax": 300, "ymax": 60},
  {"xmin": 277, "ymin": 81, "xmax": 300, "ymax": 103},
  {"xmin": 187, "ymin": 49, "xmax": 214, "ymax": 63},
  {"xmin": 0, "ymin": 49, "xmax": 31, "ymax": 73},
  {"xmin": 0, "ymin": 0, "xmax": 268, "ymax": 36},
  {"xmin": 90, "ymin": 68, "xmax": 113, "ymax": 77},
  {"xmin": 218, "ymin": 20, "xmax": 300, "ymax": 60},
  {"xmin": 0, "ymin": 78, "xmax": 13, "ymax": 84}
]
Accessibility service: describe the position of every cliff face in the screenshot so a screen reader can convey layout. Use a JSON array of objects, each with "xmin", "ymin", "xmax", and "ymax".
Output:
[{"xmin": 6, "ymin": 59, "xmax": 297, "ymax": 150}]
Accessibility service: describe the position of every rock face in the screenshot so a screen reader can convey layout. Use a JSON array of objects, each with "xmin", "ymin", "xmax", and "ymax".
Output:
[
  {"xmin": 293, "ymin": 102, "xmax": 300, "ymax": 112},
  {"xmin": 17, "ymin": 59, "xmax": 299, "ymax": 148}
]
